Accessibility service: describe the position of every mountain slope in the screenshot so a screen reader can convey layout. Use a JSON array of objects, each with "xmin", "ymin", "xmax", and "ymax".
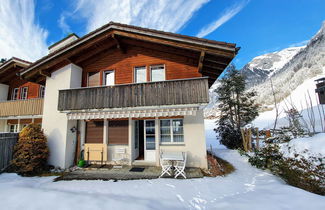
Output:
[
  {"xmin": 205, "ymin": 21, "xmax": 325, "ymax": 117},
  {"xmin": 242, "ymin": 46, "xmax": 305, "ymax": 88},
  {"xmin": 252, "ymin": 21, "xmax": 325, "ymax": 106}
]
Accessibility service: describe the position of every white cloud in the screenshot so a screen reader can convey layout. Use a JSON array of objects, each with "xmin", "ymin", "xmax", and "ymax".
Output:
[
  {"xmin": 0, "ymin": 0, "xmax": 48, "ymax": 61},
  {"xmin": 196, "ymin": 0, "xmax": 249, "ymax": 38},
  {"xmin": 58, "ymin": 14, "xmax": 72, "ymax": 35},
  {"xmin": 71, "ymin": 0, "xmax": 210, "ymax": 33}
]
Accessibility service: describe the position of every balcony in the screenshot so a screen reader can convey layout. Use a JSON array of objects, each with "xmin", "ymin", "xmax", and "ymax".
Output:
[
  {"xmin": 58, "ymin": 77, "xmax": 209, "ymax": 111},
  {"xmin": 0, "ymin": 98, "xmax": 44, "ymax": 117}
]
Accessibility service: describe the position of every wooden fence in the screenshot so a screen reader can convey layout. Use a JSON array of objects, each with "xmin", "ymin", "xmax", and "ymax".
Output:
[
  {"xmin": 0, "ymin": 133, "xmax": 18, "ymax": 171},
  {"xmin": 241, "ymin": 128, "xmax": 272, "ymax": 152}
]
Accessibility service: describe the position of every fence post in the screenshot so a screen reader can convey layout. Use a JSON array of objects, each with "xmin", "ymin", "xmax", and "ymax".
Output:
[
  {"xmin": 255, "ymin": 128, "xmax": 260, "ymax": 150},
  {"xmin": 241, "ymin": 128, "xmax": 247, "ymax": 152}
]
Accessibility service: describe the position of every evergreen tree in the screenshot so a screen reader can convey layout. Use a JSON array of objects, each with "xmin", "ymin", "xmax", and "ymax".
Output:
[
  {"xmin": 11, "ymin": 124, "xmax": 49, "ymax": 175},
  {"xmin": 215, "ymin": 64, "xmax": 259, "ymax": 149}
]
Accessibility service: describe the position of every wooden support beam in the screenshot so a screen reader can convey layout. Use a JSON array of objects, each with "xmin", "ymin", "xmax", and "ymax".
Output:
[
  {"xmin": 198, "ymin": 51, "xmax": 205, "ymax": 74},
  {"xmin": 204, "ymin": 58, "xmax": 229, "ymax": 66},
  {"xmin": 203, "ymin": 63, "xmax": 225, "ymax": 70},
  {"xmin": 112, "ymin": 34, "xmax": 126, "ymax": 53},
  {"xmin": 71, "ymin": 41, "xmax": 116, "ymax": 64},
  {"xmin": 113, "ymin": 30, "xmax": 235, "ymax": 57},
  {"xmin": 121, "ymin": 38, "xmax": 200, "ymax": 60},
  {"xmin": 39, "ymin": 70, "xmax": 51, "ymax": 77}
]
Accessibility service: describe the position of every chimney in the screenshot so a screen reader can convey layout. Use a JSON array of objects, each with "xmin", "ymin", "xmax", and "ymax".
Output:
[{"xmin": 48, "ymin": 33, "xmax": 79, "ymax": 54}]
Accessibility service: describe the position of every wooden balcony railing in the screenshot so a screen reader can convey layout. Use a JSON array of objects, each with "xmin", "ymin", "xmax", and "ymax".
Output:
[
  {"xmin": 0, "ymin": 98, "xmax": 44, "ymax": 117},
  {"xmin": 58, "ymin": 77, "xmax": 209, "ymax": 111}
]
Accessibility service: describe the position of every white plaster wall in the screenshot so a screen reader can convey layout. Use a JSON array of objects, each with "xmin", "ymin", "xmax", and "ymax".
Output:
[
  {"xmin": 0, "ymin": 120, "xmax": 6, "ymax": 132},
  {"xmin": 42, "ymin": 64, "xmax": 82, "ymax": 168},
  {"xmin": 159, "ymin": 110, "xmax": 208, "ymax": 168},
  {"xmin": 0, "ymin": 83, "xmax": 9, "ymax": 101}
]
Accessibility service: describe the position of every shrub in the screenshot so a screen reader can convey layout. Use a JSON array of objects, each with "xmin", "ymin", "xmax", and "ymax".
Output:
[
  {"xmin": 248, "ymin": 142, "xmax": 325, "ymax": 195},
  {"xmin": 11, "ymin": 124, "xmax": 49, "ymax": 176}
]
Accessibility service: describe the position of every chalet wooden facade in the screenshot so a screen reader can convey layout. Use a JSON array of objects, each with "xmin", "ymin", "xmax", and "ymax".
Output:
[
  {"xmin": 12, "ymin": 22, "xmax": 237, "ymax": 169},
  {"xmin": 0, "ymin": 58, "xmax": 43, "ymax": 133}
]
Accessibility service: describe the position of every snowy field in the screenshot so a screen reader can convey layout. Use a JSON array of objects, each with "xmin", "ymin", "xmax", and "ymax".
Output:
[{"xmin": 0, "ymin": 120, "xmax": 324, "ymax": 210}]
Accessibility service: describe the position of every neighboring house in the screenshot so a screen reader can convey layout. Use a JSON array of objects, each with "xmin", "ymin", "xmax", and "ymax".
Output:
[
  {"xmin": 0, "ymin": 57, "xmax": 44, "ymax": 133},
  {"xmin": 16, "ymin": 22, "xmax": 237, "ymax": 169}
]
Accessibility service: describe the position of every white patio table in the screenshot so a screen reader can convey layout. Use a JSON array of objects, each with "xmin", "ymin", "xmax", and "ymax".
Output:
[
  {"xmin": 161, "ymin": 151, "xmax": 184, "ymax": 161},
  {"xmin": 160, "ymin": 151, "xmax": 185, "ymax": 178}
]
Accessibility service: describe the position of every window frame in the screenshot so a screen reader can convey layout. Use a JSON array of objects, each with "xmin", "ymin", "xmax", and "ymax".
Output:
[
  {"xmin": 9, "ymin": 124, "xmax": 18, "ymax": 133},
  {"xmin": 150, "ymin": 64, "xmax": 166, "ymax": 82},
  {"xmin": 20, "ymin": 87, "xmax": 28, "ymax": 100},
  {"xmin": 39, "ymin": 85, "xmax": 45, "ymax": 98},
  {"xmin": 160, "ymin": 118, "xmax": 184, "ymax": 144},
  {"xmin": 87, "ymin": 72, "xmax": 100, "ymax": 87},
  {"xmin": 11, "ymin": 88, "xmax": 19, "ymax": 100},
  {"xmin": 134, "ymin": 66, "xmax": 147, "ymax": 83},
  {"xmin": 103, "ymin": 70, "xmax": 115, "ymax": 86}
]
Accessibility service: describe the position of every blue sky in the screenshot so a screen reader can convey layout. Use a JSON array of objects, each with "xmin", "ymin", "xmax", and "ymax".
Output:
[{"xmin": 1, "ymin": 0, "xmax": 325, "ymax": 68}]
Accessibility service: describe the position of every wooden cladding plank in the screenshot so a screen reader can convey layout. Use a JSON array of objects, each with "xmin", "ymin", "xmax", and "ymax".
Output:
[
  {"xmin": 0, "ymin": 98, "xmax": 44, "ymax": 117},
  {"xmin": 58, "ymin": 78, "xmax": 209, "ymax": 111}
]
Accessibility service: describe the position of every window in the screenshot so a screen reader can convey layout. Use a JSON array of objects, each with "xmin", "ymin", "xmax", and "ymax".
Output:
[
  {"xmin": 39, "ymin": 85, "xmax": 45, "ymax": 98},
  {"xmin": 9, "ymin": 124, "xmax": 18, "ymax": 133},
  {"xmin": 103, "ymin": 71, "xmax": 115, "ymax": 86},
  {"xmin": 20, "ymin": 87, "xmax": 28, "ymax": 100},
  {"xmin": 134, "ymin": 66, "xmax": 147, "ymax": 83},
  {"xmin": 11, "ymin": 88, "xmax": 19, "ymax": 100},
  {"xmin": 145, "ymin": 120, "xmax": 156, "ymax": 150},
  {"xmin": 160, "ymin": 119, "xmax": 184, "ymax": 143},
  {"xmin": 88, "ymin": 72, "xmax": 100, "ymax": 87},
  {"xmin": 150, "ymin": 65, "xmax": 165, "ymax": 82}
]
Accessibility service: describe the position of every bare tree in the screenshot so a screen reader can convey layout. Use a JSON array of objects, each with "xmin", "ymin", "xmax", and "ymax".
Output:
[
  {"xmin": 270, "ymin": 78, "xmax": 280, "ymax": 133},
  {"xmin": 305, "ymin": 91, "xmax": 316, "ymax": 134}
]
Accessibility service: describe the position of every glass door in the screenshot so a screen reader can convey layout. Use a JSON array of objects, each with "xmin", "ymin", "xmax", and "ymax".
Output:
[{"xmin": 144, "ymin": 120, "xmax": 156, "ymax": 162}]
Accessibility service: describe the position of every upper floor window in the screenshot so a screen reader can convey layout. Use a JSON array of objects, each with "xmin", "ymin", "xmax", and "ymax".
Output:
[
  {"xmin": 103, "ymin": 70, "xmax": 115, "ymax": 86},
  {"xmin": 39, "ymin": 85, "xmax": 45, "ymax": 98},
  {"xmin": 134, "ymin": 66, "xmax": 147, "ymax": 83},
  {"xmin": 87, "ymin": 72, "xmax": 100, "ymax": 87},
  {"xmin": 20, "ymin": 87, "xmax": 28, "ymax": 100},
  {"xmin": 11, "ymin": 88, "xmax": 19, "ymax": 100},
  {"xmin": 150, "ymin": 65, "xmax": 165, "ymax": 82}
]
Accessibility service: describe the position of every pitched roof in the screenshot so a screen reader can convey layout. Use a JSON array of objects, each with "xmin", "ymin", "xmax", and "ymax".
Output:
[{"xmin": 21, "ymin": 22, "xmax": 237, "ymax": 77}]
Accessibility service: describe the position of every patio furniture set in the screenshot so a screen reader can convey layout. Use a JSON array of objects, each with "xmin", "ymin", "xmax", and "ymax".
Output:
[{"xmin": 159, "ymin": 151, "xmax": 187, "ymax": 179}]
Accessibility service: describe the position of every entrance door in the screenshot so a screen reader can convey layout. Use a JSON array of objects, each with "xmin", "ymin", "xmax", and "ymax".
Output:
[
  {"xmin": 134, "ymin": 120, "xmax": 144, "ymax": 160},
  {"xmin": 144, "ymin": 120, "xmax": 156, "ymax": 162}
]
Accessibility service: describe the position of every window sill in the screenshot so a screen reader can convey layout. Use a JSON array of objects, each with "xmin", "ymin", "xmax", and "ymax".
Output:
[{"xmin": 160, "ymin": 143, "xmax": 185, "ymax": 146}]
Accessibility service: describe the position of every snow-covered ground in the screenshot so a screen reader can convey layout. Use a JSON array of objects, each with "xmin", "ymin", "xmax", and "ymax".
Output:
[
  {"xmin": 0, "ymin": 120, "xmax": 324, "ymax": 210},
  {"xmin": 279, "ymin": 133, "xmax": 325, "ymax": 160}
]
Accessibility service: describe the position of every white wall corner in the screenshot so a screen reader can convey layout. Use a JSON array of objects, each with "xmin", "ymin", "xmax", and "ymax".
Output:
[{"xmin": 42, "ymin": 63, "xmax": 83, "ymax": 169}]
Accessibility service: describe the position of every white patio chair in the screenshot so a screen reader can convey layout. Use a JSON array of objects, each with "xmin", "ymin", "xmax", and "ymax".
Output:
[
  {"xmin": 174, "ymin": 152, "xmax": 187, "ymax": 179},
  {"xmin": 159, "ymin": 151, "xmax": 172, "ymax": 178}
]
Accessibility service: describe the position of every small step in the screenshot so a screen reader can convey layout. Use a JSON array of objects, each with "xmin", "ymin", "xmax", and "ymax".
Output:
[{"xmin": 132, "ymin": 160, "xmax": 157, "ymax": 166}]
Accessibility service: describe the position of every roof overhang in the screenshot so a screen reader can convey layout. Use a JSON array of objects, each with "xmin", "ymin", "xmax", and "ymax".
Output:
[
  {"xmin": 0, "ymin": 57, "xmax": 31, "ymax": 84},
  {"xmin": 20, "ymin": 22, "xmax": 238, "ymax": 86}
]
